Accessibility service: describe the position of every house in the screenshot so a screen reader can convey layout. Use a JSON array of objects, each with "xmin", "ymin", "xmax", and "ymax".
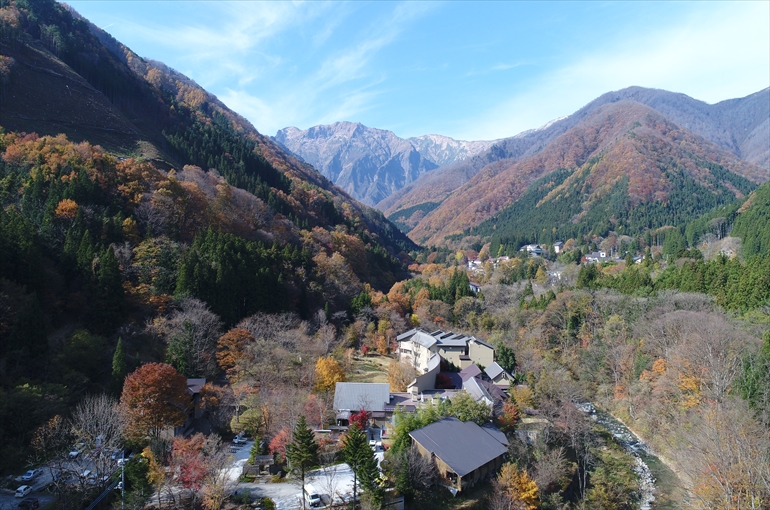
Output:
[
  {"xmin": 553, "ymin": 241, "xmax": 564, "ymax": 254},
  {"xmin": 520, "ymin": 244, "xmax": 543, "ymax": 256},
  {"xmin": 462, "ymin": 377, "xmax": 507, "ymax": 412},
  {"xmin": 334, "ymin": 382, "xmax": 391, "ymax": 416},
  {"xmin": 407, "ymin": 353, "xmax": 441, "ymax": 394},
  {"xmin": 333, "ymin": 382, "xmax": 401, "ymax": 441},
  {"xmin": 441, "ymin": 363, "xmax": 481, "ymax": 389},
  {"xmin": 175, "ymin": 378, "xmax": 206, "ymax": 437},
  {"xmin": 469, "ymin": 281, "xmax": 481, "ymax": 293},
  {"xmin": 484, "ymin": 362, "xmax": 514, "ymax": 388},
  {"xmin": 409, "ymin": 417, "xmax": 508, "ymax": 493},
  {"xmin": 397, "ymin": 329, "xmax": 495, "ymax": 373},
  {"xmin": 584, "ymin": 251, "xmax": 610, "ymax": 263}
]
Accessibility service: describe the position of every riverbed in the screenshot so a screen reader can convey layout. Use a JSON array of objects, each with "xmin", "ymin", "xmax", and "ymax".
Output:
[{"xmin": 577, "ymin": 403, "xmax": 688, "ymax": 509}]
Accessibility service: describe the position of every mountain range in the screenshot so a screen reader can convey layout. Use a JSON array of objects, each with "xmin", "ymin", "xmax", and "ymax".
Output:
[
  {"xmin": 275, "ymin": 123, "xmax": 495, "ymax": 206},
  {"xmin": 380, "ymin": 86, "xmax": 769, "ymax": 245}
]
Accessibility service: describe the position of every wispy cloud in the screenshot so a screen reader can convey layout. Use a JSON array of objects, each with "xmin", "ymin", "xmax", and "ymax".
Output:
[
  {"xmin": 466, "ymin": 62, "xmax": 526, "ymax": 77},
  {"xmin": 458, "ymin": 2, "xmax": 770, "ymax": 140},
  {"xmin": 222, "ymin": 1, "xmax": 437, "ymax": 135}
]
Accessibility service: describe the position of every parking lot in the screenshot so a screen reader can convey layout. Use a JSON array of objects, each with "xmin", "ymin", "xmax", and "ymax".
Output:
[{"xmin": 0, "ymin": 481, "xmax": 56, "ymax": 510}]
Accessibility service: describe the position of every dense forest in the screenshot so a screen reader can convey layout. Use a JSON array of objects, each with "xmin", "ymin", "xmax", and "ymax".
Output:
[
  {"xmin": 1, "ymin": 1, "xmax": 768, "ymax": 510},
  {"xmin": 472, "ymin": 155, "xmax": 757, "ymax": 254}
]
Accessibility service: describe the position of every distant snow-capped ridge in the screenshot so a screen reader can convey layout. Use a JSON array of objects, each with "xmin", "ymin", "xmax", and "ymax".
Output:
[
  {"xmin": 274, "ymin": 122, "xmax": 495, "ymax": 206},
  {"xmin": 408, "ymin": 134, "xmax": 498, "ymax": 167}
]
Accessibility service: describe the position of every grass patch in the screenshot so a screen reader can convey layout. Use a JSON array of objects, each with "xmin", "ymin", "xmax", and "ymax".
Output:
[{"xmin": 349, "ymin": 354, "xmax": 391, "ymax": 383}]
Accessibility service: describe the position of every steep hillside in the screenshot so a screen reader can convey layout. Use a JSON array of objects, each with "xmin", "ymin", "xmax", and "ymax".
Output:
[
  {"xmin": 0, "ymin": 0, "xmax": 420, "ymax": 356},
  {"xmin": 408, "ymin": 100, "xmax": 764, "ymax": 245},
  {"xmin": 0, "ymin": 0, "xmax": 415, "ymax": 253},
  {"xmin": 732, "ymin": 181, "xmax": 770, "ymax": 258},
  {"xmin": 384, "ymin": 87, "xmax": 769, "ymax": 232},
  {"xmin": 275, "ymin": 122, "xmax": 494, "ymax": 205}
]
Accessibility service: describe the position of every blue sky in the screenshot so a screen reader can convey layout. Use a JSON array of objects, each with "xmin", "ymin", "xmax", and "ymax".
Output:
[{"xmin": 67, "ymin": 1, "xmax": 770, "ymax": 141}]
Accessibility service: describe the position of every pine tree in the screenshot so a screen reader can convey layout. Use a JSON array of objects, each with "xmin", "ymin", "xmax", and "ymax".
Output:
[
  {"xmin": 285, "ymin": 415, "xmax": 319, "ymax": 509},
  {"xmin": 496, "ymin": 344, "xmax": 517, "ymax": 374},
  {"xmin": 111, "ymin": 337, "xmax": 128, "ymax": 395},
  {"xmin": 91, "ymin": 245, "xmax": 125, "ymax": 334},
  {"xmin": 342, "ymin": 422, "xmax": 382, "ymax": 506}
]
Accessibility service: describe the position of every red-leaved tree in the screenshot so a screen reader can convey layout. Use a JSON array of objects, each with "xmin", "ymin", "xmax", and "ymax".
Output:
[
  {"xmin": 350, "ymin": 409, "xmax": 370, "ymax": 431},
  {"xmin": 269, "ymin": 427, "xmax": 291, "ymax": 464},
  {"xmin": 120, "ymin": 362, "xmax": 190, "ymax": 441}
]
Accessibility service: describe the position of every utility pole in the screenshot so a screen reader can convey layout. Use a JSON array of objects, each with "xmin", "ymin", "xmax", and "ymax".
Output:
[{"xmin": 121, "ymin": 451, "xmax": 125, "ymax": 510}]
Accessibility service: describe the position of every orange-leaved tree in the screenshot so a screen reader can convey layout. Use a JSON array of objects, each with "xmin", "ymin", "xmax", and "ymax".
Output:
[
  {"xmin": 120, "ymin": 362, "xmax": 190, "ymax": 441},
  {"xmin": 216, "ymin": 328, "xmax": 253, "ymax": 377}
]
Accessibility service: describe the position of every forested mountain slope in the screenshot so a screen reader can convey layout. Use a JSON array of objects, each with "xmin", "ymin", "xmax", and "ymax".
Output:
[
  {"xmin": 0, "ymin": 0, "xmax": 414, "ymax": 254},
  {"xmin": 0, "ymin": 0, "xmax": 417, "ymax": 472},
  {"xmin": 385, "ymin": 87, "xmax": 769, "ymax": 242},
  {"xmin": 401, "ymin": 99, "xmax": 767, "ymax": 245}
]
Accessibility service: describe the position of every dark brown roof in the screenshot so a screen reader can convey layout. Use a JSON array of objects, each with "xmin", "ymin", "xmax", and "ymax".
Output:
[{"xmin": 409, "ymin": 417, "xmax": 507, "ymax": 477}]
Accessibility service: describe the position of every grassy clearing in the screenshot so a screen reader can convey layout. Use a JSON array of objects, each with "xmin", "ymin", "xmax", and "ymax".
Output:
[{"xmin": 348, "ymin": 354, "xmax": 392, "ymax": 383}]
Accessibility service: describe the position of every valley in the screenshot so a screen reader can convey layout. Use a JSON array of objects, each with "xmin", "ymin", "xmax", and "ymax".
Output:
[{"xmin": 0, "ymin": 1, "xmax": 768, "ymax": 510}]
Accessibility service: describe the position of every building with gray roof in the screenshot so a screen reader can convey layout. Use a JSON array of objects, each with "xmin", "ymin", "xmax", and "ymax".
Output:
[
  {"xmin": 484, "ymin": 361, "xmax": 514, "ymax": 388},
  {"xmin": 409, "ymin": 417, "xmax": 508, "ymax": 492},
  {"xmin": 333, "ymin": 382, "xmax": 391, "ymax": 412}
]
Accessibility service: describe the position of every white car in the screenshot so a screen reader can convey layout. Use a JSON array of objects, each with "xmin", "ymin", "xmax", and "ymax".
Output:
[
  {"xmin": 15, "ymin": 485, "xmax": 32, "ymax": 498},
  {"xmin": 21, "ymin": 469, "xmax": 41, "ymax": 481},
  {"xmin": 232, "ymin": 434, "xmax": 248, "ymax": 445}
]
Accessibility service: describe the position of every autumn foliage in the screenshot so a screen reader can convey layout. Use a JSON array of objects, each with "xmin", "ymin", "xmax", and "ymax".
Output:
[
  {"xmin": 120, "ymin": 362, "xmax": 189, "ymax": 441},
  {"xmin": 494, "ymin": 463, "xmax": 539, "ymax": 510},
  {"xmin": 314, "ymin": 356, "xmax": 346, "ymax": 393},
  {"xmin": 350, "ymin": 409, "xmax": 370, "ymax": 431}
]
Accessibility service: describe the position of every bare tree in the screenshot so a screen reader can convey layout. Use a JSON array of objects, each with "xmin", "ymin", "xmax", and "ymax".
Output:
[
  {"xmin": 532, "ymin": 447, "xmax": 570, "ymax": 496},
  {"xmin": 150, "ymin": 298, "xmax": 223, "ymax": 378},
  {"xmin": 676, "ymin": 312, "xmax": 746, "ymax": 403},
  {"xmin": 69, "ymin": 394, "xmax": 127, "ymax": 490},
  {"xmin": 135, "ymin": 195, "xmax": 170, "ymax": 237},
  {"xmin": 677, "ymin": 400, "xmax": 770, "ymax": 509},
  {"xmin": 201, "ymin": 436, "xmax": 237, "ymax": 510},
  {"xmin": 557, "ymin": 402, "xmax": 595, "ymax": 500}
]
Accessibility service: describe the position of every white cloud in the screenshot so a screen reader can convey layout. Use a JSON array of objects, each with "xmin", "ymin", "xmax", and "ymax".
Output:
[
  {"xmin": 220, "ymin": 1, "xmax": 436, "ymax": 135},
  {"xmin": 458, "ymin": 2, "xmax": 770, "ymax": 140}
]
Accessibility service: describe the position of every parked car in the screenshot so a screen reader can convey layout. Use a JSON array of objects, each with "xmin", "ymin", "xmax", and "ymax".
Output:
[
  {"xmin": 232, "ymin": 433, "xmax": 248, "ymax": 445},
  {"xmin": 21, "ymin": 469, "xmax": 41, "ymax": 481},
  {"xmin": 18, "ymin": 498, "xmax": 39, "ymax": 509},
  {"xmin": 112, "ymin": 448, "xmax": 131, "ymax": 460},
  {"xmin": 15, "ymin": 485, "xmax": 32, "ymax": 498},
  {"xmin": 304, "ymin": 485, "xmax": 321, "ymax": 508},
  {"xmin": 68, "ymin": 444, "xmax": 84, "ymax": 459}
]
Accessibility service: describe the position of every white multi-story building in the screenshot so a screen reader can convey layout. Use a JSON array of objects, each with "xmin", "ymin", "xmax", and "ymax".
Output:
[{"xmin": 396, "ymin": 328, "xmax": 495, "ymax": 373}]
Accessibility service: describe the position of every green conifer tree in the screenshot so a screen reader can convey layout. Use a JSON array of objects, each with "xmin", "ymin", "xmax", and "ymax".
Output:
[
  {"xmin": 285, "ymin": 415, "xmax": 319, "ymax": 509},
  {"xmin": 111, "ymin": 337, "xmax": 128, "ymax": 395},
  {"xmin": 341, "ymin": 423, "xmax": 369, "ymax": 506}
]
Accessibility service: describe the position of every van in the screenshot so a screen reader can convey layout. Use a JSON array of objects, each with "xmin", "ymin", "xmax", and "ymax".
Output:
[{"xmin": 304, "ymin": 485, "xmax": 321, "ymax": 508}]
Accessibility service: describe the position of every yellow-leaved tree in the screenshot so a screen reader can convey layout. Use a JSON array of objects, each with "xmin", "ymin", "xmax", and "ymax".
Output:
[
  {"xmin": 314, "ymin": 356, "xmax": 346, "ymax": 393},
  {"xmin": 494, "ymin": 463, "xmax": 539, "ymax": 510}
]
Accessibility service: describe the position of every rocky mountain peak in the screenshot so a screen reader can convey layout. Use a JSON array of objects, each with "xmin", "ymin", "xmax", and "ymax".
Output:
[{"xmin": 274, "ymin": 122, "xmax": 492, "ymax": 206}]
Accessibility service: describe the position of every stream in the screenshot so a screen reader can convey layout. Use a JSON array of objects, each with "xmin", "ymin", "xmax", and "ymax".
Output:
[{"xmin": 576, "ymin": 403, "xmax": 687, "ymax": 509}]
